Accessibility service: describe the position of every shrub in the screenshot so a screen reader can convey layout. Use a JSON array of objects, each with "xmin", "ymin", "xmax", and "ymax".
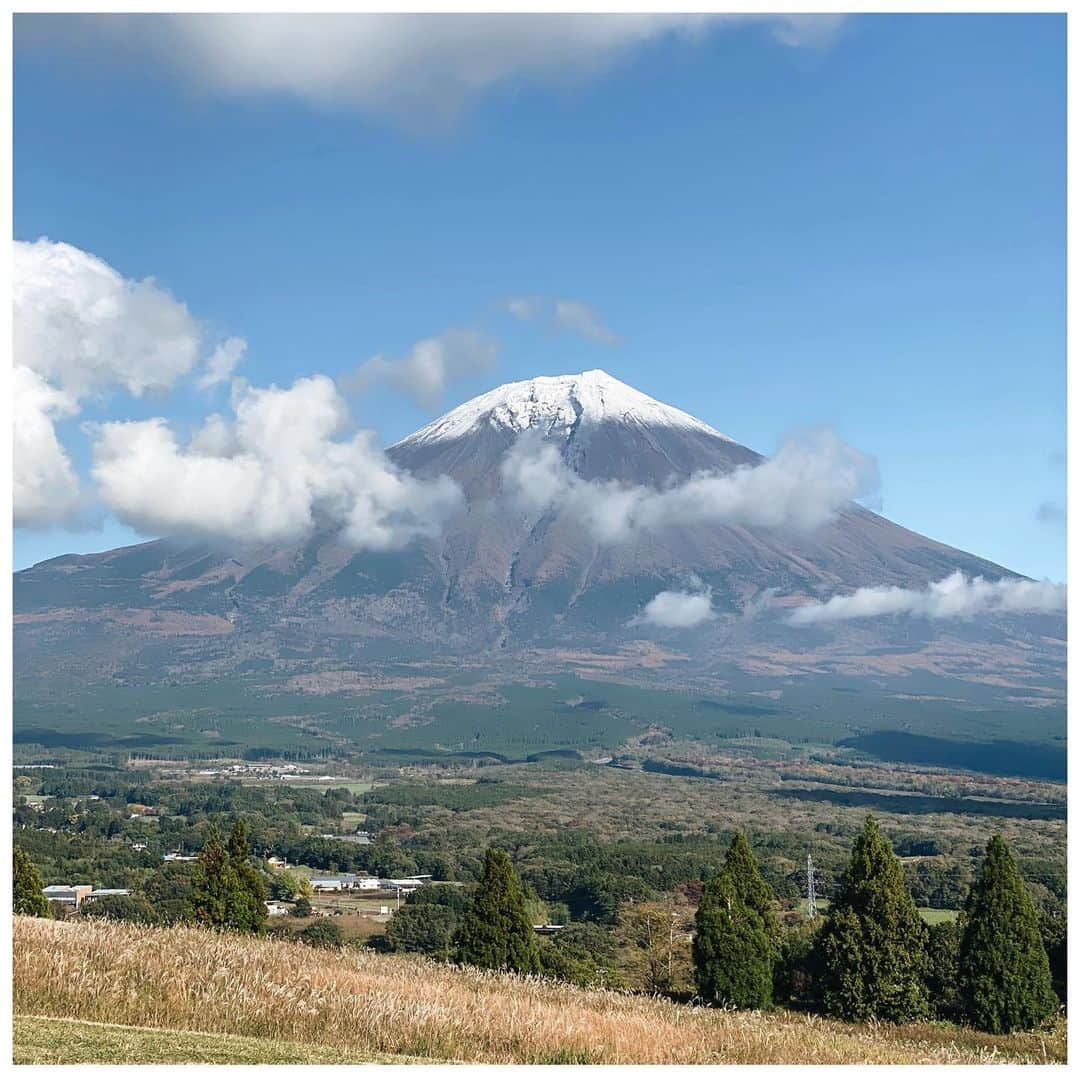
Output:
[
  {"xmin": 81, "ymin": 894, "xmax": 157, "ymax": 925},
  {"xmin": 298, "ymin": 920, "xmax": 343, "ymax": 949},
  {"xmin": 773, "ymin": 920, "xmax": 820, "ymax": 1008},
  {"xmin": 386, "ymin": 903, "xmax": 457, "ymax": 960}
]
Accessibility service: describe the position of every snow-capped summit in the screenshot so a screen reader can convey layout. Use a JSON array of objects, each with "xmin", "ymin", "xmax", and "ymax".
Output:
[{"xmin": 394, "ymin": 369, "xmax": 732, "ymax": 448}]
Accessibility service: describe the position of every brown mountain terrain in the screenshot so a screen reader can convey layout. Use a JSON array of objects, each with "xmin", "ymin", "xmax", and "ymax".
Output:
[{"xmin": 13, "ymin": 371, "xmax": 1064, "ymax": 707}]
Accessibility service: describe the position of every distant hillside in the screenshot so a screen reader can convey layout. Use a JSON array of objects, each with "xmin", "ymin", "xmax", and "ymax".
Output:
[{"xmin": 14, "ymin": 918, "xmax": 1065, "ymax": 1064}]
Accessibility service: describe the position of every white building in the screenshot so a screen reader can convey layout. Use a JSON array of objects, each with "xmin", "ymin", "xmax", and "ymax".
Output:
[{"xmin": 310, "ymin": 876, "xmax": 347, "ymax": 892}]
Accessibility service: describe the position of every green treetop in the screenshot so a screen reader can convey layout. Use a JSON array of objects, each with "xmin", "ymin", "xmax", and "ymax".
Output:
[
  {"xmin": 816, "ymin": 814, "xmax": 929, "ymax": 1022},
  {"xmin": 453, "ymin": 847, "xmax": 541, "ymax": 974},
  {"xmin": 723, "ymin": 830, "xmax": 780, "ymax": 945},
  {"xmin": 958, "ymin": 834, "xmax": 1057, "ymax": 1033}
]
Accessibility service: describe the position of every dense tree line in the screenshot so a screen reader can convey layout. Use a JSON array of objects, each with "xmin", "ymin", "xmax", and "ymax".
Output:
[{"xmin": 699, "ymin": 818, "xmax": 1059, "ymax": 1034}]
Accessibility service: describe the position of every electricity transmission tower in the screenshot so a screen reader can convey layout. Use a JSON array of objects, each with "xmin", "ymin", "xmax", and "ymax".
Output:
[{"xmin": 806, "ymin": 853, "xmax": 818, "ymax": 920}]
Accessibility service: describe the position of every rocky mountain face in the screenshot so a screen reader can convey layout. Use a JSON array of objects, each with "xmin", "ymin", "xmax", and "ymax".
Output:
[{"xmin": 13, "ymin": 371, "xmax": 1064, "ymax": 697}]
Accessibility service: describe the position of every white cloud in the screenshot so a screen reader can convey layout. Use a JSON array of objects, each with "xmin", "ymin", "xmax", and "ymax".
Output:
[
  {"xmin": 787, "ymin": 571, "xmax": 1067, "ymax": 627},
  {"xmin": 13, "ymin": 238, "xmax": 246, "ymax": 527},
  {"xmin": 18, "ymin": 14, "xmax": 845, "ymax": 127},
  {"xmin": 500, "ymin": 427, "xmax": 878, "ymax": 543},
  {"xmin": 90, "ymin": 374, "xmax": 462, "ymax": 548},
  {"xmin": 12, "ymin": 366, "xmax": 82, "ymax": 528},
  {"xmin": 636, "ymin": 585, "xmax": 716, "ymax": 629},
  {"xmin": 14, "ymin": 238, "xmax": 209, "ymax": 398},
  {"xmin": 197, "ymin": 337, "xmax": 248, "ymax": 389},
  {"xmin": 506, "ymin": 295, "xmax": 620, "ymax": 346},
  {"xmin": 345, "ymin": 328, "xmax": 499, "ymax": 410}
]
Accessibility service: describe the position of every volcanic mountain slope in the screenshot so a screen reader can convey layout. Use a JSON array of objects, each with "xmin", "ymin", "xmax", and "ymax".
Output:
[{"xmin": 13, "ymin": 370, "xmax": 1062, "ymax": 694}]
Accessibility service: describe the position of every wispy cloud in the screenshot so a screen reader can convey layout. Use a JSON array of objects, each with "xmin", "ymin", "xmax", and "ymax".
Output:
[
  {"xmin": 17, "ymin": 14, "xmax": 846, "ymax": 129},
  {"xmin": 1036, "ymin": 500, "xmax": 1065, "ymax": 526},
  {"xmin": 197, "ymin": 337, "xmax": 248, "ymax": 390},
  {"xmin": 787, "ymin": 571, "xmax": 1066, "ymax": 627},
  {"xmin": 501, "ymin": 427, "xmax": 878, "ymax": 544},
  {"xmin": 343, "ymin": 328, "xmax": 499, "ymax": 410},
  {"xmin": 506, "ymin": 295, "xmax": 620, "ymax": 346}
]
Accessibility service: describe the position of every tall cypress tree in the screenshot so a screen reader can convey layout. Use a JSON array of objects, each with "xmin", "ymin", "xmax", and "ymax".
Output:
[
  {"xmin": 13, "ymin": 846, "xmax": 51, "ymax": 918},
  {"xmin": 723, "ymin": 830, "xmax": 779, "ymax": 946},
  {"xmin": 227, "ymin": 820, "xmax": 268, "ymax": 934},
  {"xmin": 816, "ymin": 815, "xmax": 929, "ymax": 1022},
  {"xmin": 693, "ymin": 870, "xmax": 773, "ymax": 1008},
  {"xmin": 453, "ymin": 848, "xmax": 541, "ymax": 974},
  {"xmin": 958, "ymin": 834, "xmax": 1057, "ymax": 1033},
  {"xmin": 193, "ymin": 826, "xmax": 235, "ymax": 928}
]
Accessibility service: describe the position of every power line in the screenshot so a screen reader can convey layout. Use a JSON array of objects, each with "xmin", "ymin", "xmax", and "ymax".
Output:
[{"xmin": 807, "ymin": 853, "xmax": 817, "ymax": 920}]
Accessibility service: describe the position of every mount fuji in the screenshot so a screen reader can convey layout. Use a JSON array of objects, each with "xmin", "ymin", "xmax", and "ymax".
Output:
[{"xmin": 14, "ymin": 371, "xmax": 1064, "ymax": 703}]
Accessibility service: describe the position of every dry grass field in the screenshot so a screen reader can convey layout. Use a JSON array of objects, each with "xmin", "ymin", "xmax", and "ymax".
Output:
[{"xmin": 13, "ymin": 917, "xmax": 1065, "ymax": 1065}]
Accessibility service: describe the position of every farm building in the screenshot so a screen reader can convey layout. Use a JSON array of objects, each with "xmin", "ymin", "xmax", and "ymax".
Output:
[
  {"xmin": 42, "ymin": 884, "xmax": 93, "ymax": 908},
  {"xmin": 310, "ymin": 873, "xmax": 383, "ymax": 892}
]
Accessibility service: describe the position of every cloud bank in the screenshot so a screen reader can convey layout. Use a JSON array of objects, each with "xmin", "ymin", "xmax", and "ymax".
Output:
[
  {"xmin": 787, "ymin": 571, "xmax": 1067, "ymax": 626},
  {"xmin": 635, "ymin": 583, "xmax": 716, "ymax": 629},
  {"xmin": 13, "ymin": 238, "xmax": 245, "ymax": 527},
  {"xmin": 344, "ymin": 328, "xmax": 499, "ymax": 410},
  {"xmin": 18, "ymin": 14, "xmax": 845, "ymax": 127},
  {"xmin": 500, "ymin": 427, "xmax": 878, "ymax": 543},
  {"xmin": 507, "ymin": 295, "xmax": 620, "ymax": 346},
  {"xmin": 91, "ymin": 375, "xmax": 462, "ymax": 548}
]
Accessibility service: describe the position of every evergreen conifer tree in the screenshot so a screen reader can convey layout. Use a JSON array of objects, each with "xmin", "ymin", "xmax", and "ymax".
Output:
[
  {"xmin": 816, "ymin": 815, "xmax": 929, "ymax": 1021},
  {"xmin": 453, "ymin": 848, "xmax": 541, "ymax": 974},
  {"xmin": 957, "ymin": 834, "xmax": 1057, "ymax": 1033},
  {"xmin": 723, "ymin": 830, "xmax": 780, "ymax": 946},
  {"xmin": 193, "ymin": 826, "xmax": 235, "ymax": 928},
  {"xmin": 693, "ymin": 870, "xmax": 773, "ymax": 1008},
  {"xmin": 13, "ymin": 846, "xmax": 51, "ymax": 918},
  {"xmin": 226, "ymin": 819, "xmax": 268, "ymax": 933}
]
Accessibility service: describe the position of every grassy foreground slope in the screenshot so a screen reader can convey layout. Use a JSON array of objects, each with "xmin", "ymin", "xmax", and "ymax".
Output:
[
  {"xmin": 13, "ymin": 918, "xmax": 1065, "ymax": 1065},
  {"xmin": 13, "ymin": 1017, "xmax": 413, "ymax": 1065}
]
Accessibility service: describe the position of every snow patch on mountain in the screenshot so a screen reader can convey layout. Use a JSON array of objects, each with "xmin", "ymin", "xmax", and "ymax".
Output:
[{"xmin": 394, "ymin": 369, "xmax": 732, "ymax": 447}]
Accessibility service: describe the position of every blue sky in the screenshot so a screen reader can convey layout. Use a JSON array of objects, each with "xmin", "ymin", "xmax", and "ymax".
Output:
[{"xmin": 13, "ymin": 14, "xmax": 1066, "ymax": 580}]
